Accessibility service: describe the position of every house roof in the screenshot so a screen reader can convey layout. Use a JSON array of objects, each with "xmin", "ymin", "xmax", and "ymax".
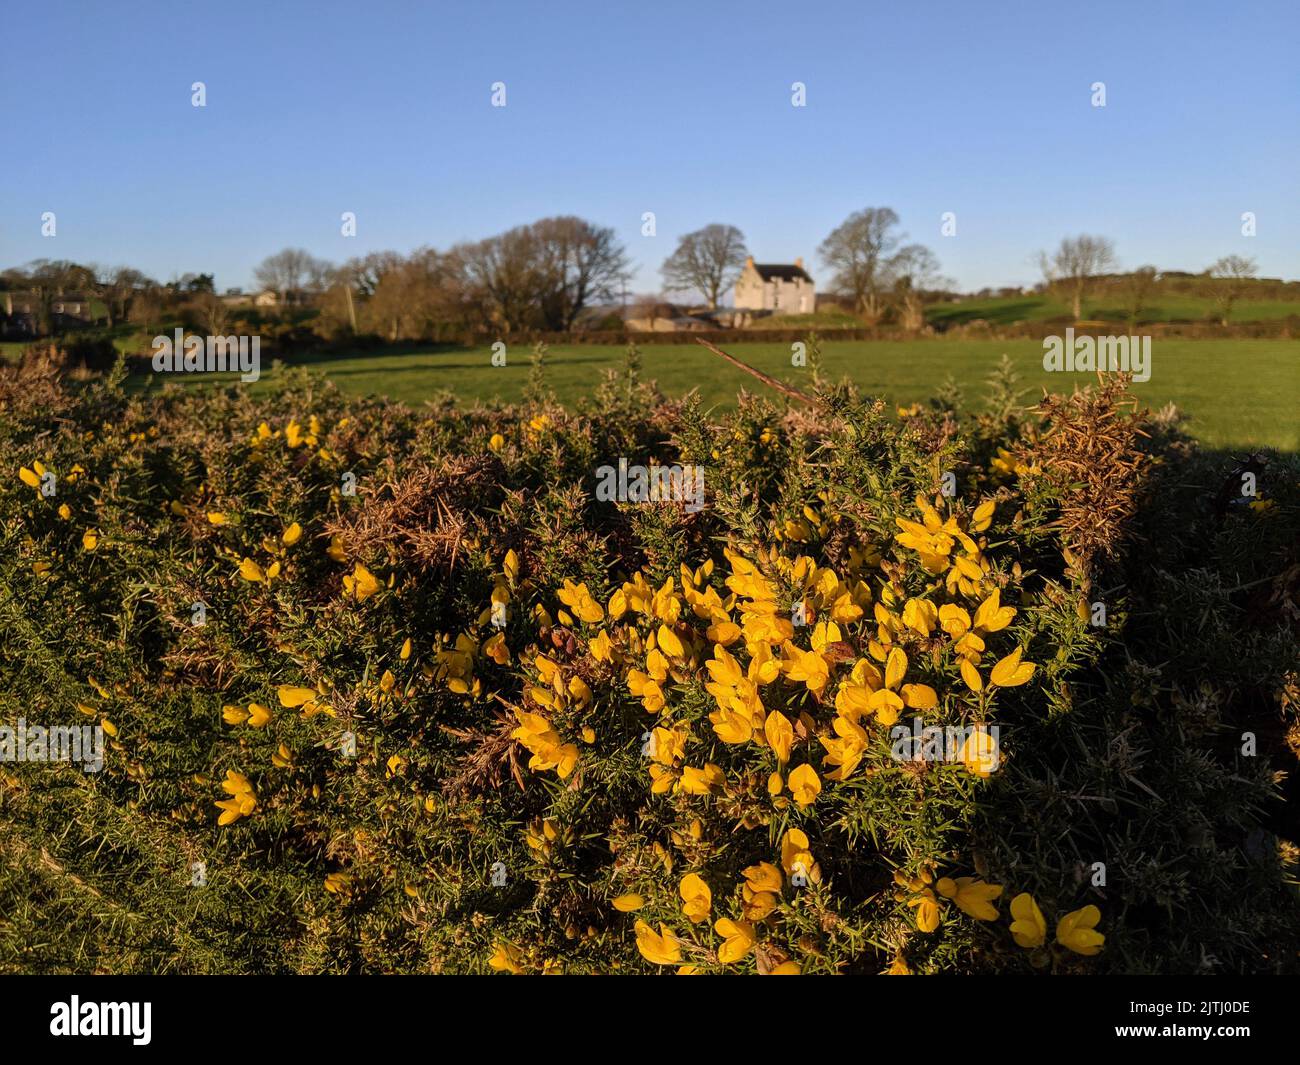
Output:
[{"xmin": 752, "ymin": 263, "xmax": 813, "ymax": 283}]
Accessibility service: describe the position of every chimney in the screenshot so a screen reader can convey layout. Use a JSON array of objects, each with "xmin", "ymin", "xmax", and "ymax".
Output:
[
  {"xmin": 794, "ymin": 256, "xmax": 803, "ymax": 269},
  {"xmin": 745, "ymin": 255, "xmax": 754, "ymax": 268}
]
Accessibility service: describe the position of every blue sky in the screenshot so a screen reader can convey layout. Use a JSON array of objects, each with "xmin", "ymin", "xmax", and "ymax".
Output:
[{"xmin": 2, "ymin": 0, "xmax": 1296, "ymax": 296}]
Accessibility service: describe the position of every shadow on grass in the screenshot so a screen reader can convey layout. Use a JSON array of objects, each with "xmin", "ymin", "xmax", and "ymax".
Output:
[
  {"xmin": 928, "ymin": 299, "xmax": 1048, "ymax": 326},
  {"xmin": 313, "ymin": 354, "xmax": 615, "ymax": 376}
]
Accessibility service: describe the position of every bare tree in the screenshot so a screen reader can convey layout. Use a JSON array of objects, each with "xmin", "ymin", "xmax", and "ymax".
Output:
[
  {"xmin": 188, "ymin": 291, "xmax": 232, "ymax": 335},
  {"xmin": 340, "ymin": 251, "xmax": 403, "ymax": 298},
  {"xmin": 459, "ymin": 217, "xmax": 631, "ymax": 333},
  {"xmin": 886, "ymin": 245, "xmax": 945, "ymax": 332},
  {"xmin": 92, "ymin": 265, "xmax": 152, "ymax": 328},
  {"xmin": 1122, "ymin": 266, "xmax": 1159, "ymax": 325},
  {"xmin": 332, "ymin": 251, "xmax": 406, "ymax": 335},
  {"xmin": 531, "ymin": 216, "xmax": 632, "ymax": 331},
  {"xmin": 660, "ymin": 224, "xmax": 748, "ymax": 309},
  {"xmin": 817, "ymin": 208, "xmax": 904, "ymax": 323},
  {"xmin": 1038, "ymin": 235, "xmax": 1117, "ymax": 320},
  {"xmin": 405, "ymin": 246, "xmax": 480, "ymax": 339},
  {"xmin": 1207, "ymin": 255, "xmax": 1257, "ymax": 324},
  {"xmin": 456, "ymin": 226, "xmax": 546, "ymax": 334},
  {"xmin": 366, "ymin": 247, "xmax": 475, "ymax": 341},
  {"xmin": 254, "ymin": 248, "xmax": 331, "ymax": 308}
]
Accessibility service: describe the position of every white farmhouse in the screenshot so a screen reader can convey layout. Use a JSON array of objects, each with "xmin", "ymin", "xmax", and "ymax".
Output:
[{"xmin": 733, "ymin": 256, "xmax": 815, "ymax": 314}]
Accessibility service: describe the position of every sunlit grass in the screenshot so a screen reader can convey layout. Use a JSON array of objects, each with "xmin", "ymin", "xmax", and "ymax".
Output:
[{"xmin": 129, "ymin": 338, "xmax": 1298, "ymax": 451}]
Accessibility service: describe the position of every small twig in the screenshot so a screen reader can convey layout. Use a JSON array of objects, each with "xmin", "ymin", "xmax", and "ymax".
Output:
[
  {"xmin": 1220, "ymin": 572, "xmax": 1282, "ymax": 595},
  {"xmin": 694, "ymin": 338, "xmax": 816, "ymax": 406}
]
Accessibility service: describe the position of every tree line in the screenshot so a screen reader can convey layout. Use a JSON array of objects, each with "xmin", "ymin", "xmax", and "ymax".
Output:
[
  {"xmin": 1036, "ymin": 235, "xmax": 1262, "ymax": 325},
  {"xmin": 0, "ymin": 210, "xmax": 1272, "ymax": 342}
]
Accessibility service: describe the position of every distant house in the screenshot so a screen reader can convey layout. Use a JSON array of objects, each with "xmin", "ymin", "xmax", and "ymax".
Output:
[
  {"xmin": 733, "ymin": 257, "xmax": 815, "ymax": 315},
  {"xmin": 1, "ymin": 291, "xmax": 94, "ymax": 337},
  {"xmin": 220, "ymin": 289, "xmax": 280, "ymax": 308},
  {"xmin": 625, "ymin": 313, "xmax": 714, "ymax": 333},
  {"xmin": 52, "ymin": 295, "xmax": 91, "ymax": 319}
]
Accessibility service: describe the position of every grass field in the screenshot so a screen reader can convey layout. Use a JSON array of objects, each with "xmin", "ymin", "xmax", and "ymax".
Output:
[
  {"xmin": 926, "ymin": 293, "xmax": 1300, "ymax": 325},
  {"xmin": 125, "ymin": 338, "xmax": 1298, "ymax": 451},
  {"xmin": 741, "ymin": 293, "xmax": 1300, "ymax": 329}
]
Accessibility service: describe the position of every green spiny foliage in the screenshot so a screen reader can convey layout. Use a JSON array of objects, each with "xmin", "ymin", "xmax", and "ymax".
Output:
[{"xmin": 1, "ymin": 350, "xmax": 1296, "ymax": 974}]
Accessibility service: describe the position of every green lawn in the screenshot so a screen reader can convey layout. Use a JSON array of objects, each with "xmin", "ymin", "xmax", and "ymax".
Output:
[
  {"xmin": 926, "ymin": 294, "xmax": 1300, "ymax": 325},
  {"xmin": 124, "ymin": 338, "xmax": 1299, "ymax": 452},
  {"xmin": 1, "ymin": 327, "xmax": 143, "ymax": 360}
]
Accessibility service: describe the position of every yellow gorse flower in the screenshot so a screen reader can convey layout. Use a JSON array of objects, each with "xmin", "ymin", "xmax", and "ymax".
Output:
[
  {"xmin": 634, "ymin": 920, "xmax": 682, "ymax": 966},
  {"xmin": 223, "ymin": 702, "xmax": 272, "ymax": 728},
  {"xmin": 781, "ymin": 827, "xmax": 820, "ymax": 885},
  {"xmin": 835, "ymin": 646, "xmax": 935, "ymax": 729},
  {"xmin": 679, "ymin": 873, "xmax": 712, "ymax": 923},
  {"xmin": 896, "ymin": 867, "xmax": 943, "ymax": 933},
  {"xmin": 488, "ymin": 941, "xmax": 527, "ymax": 973},
  {"xmin": 556, "ymin": 579, "xmax": 604, "ymax": 623},
  {"xmin": 1009, "ymin": 892, "xmax": 1047, "ymax": 948},
  {"xmin": 214, "ymin": 769, "xmax": 257, "ymax": 826},
  {"xmin": 961, "ymin": 647, "xmax": 1037, "ymax": 692},
  {"xmin": 511, "ymin": 709, "xmax": 579, "ymax": 778},
  {"xmin": 433, "ymin": 633, "xmax": 480, "ymax": 696},
  {"xmin": 343, "ymin": 562, "xmax": 380, "ymax": 600},
  {"xmin": 715, "ymin": 918, "xmax": 756, "ymax": 964},
  {"xmin": 788, "ymin": 763, "xmax": 821, "ymax": 807},
  {"xmin": 935, "ymin": 876, "xmax": 1003, "ymax": 920},
  {"xmin": 1056, "ymin": 905, "xmax": 1105, "ymax": 955}
]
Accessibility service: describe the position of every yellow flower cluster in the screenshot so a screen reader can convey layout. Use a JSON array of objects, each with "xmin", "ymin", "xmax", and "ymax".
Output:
[
  {"xmin": 229, "ymin": 519, "xmax": 308, "ymax": 586},
  {"xmin": 505, "ymin": 497, "xmax": 1034, "ymax": 810},
  {"xmin": 894, "ymin": 866, "xmax": 1104, "ymax": 956},
  {"xmin": 250, "ymin": 414, "xmax": 341, "ymax": 461},
  {"xmin": 624, "ymin": 827, "xmax": 819, "ymax": 973},
  {"xmin": 18, "ymin": 460, "xmax": 50, "ymax": 491},
  {"xmin": 1010, "ymin": 893, "xmax": 1106, "ymax": 956},
  {"xmin": 990, "ymin": 446, "xmax": 1040, "ymax": 479},
  {"xmin": 17, "ymin": 460, "xmax": 95, "ymax": 570},
  {"xmin": 428, "ymin": 552, "xmax": 520, "ymax": 702}
]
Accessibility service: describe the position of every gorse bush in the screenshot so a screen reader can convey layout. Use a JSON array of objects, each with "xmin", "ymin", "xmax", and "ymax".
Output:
[{"xmin": 1, "ymin": 349, "xmax": 1297, "ymax": 974}]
